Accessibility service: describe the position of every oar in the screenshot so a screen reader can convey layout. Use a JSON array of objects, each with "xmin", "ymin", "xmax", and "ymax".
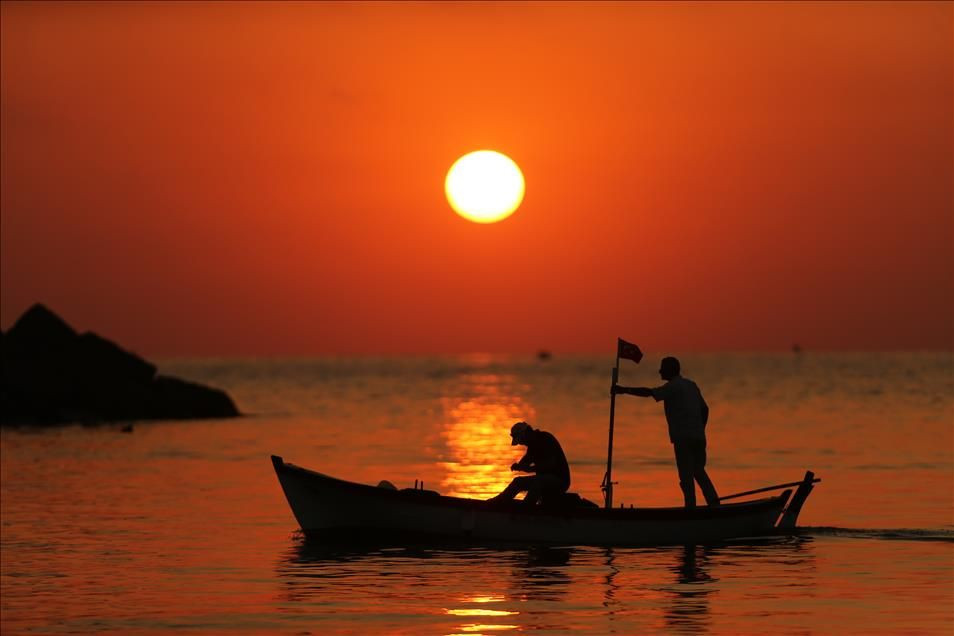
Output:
[{"xmin": 719, "ymin": 477, "xmax": 822, "ymax": 502}]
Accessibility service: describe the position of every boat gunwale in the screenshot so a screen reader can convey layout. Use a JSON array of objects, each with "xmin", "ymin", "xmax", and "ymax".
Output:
[{"xmin": 272, "ymin": 455, "xmax": 788, "ymax": 522}]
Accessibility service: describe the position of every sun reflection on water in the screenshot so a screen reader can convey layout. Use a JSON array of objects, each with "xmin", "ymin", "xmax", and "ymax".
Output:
[
  {"xmin": 463, "ymin": 595, "xmax": 506, "ymax": 603},
  {"xmin": 439, "ymin": 373, "xmax": 535, "ymax": 498},
  {"xmin": 448, "ymin": 625, "xmax": 520, "ymax": 633},
  {"xmin": 445, "ymin": 592, "xmax": 520, "ymax": 635},
  {"xmin": 445, "ymin": 609, "xmax": 518, "ymax": 617}
]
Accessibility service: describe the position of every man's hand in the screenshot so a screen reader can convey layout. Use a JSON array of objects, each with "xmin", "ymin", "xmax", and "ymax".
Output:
[{"xmin": 510, "ymin": 463, "xmax": 520, "ymax": 471}]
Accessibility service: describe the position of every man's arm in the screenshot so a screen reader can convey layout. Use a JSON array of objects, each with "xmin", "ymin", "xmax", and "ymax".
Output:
[
  {"xmin": 700, "ymin": 396, "xmax": 709, "ymax": 427},
  {"xmin": 611, "ymin": 385, "xmax": 654, "ymax": 397},
  {"xmin": 511, "ymin": 449, "xmax": 534, "ymax": 472}
]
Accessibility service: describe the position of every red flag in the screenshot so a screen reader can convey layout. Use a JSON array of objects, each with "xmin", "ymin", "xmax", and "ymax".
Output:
[{"xmin": 617, "ymin": 338, "xmax": 643, "ymax": 363}]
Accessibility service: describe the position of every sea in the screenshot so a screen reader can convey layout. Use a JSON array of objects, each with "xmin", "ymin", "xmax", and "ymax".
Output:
[{"xmin": 1, "ymin": 353, "xmax": 952, "ymax": 634}]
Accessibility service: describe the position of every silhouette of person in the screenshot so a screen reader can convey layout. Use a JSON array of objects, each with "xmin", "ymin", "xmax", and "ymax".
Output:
[
  {"xmin": 613, "ymin": 357, "xmax": 720, "ymax": 508},
  {"xmin": 488, "ymin": 421, "xmax": 570, "ymax": 506}
]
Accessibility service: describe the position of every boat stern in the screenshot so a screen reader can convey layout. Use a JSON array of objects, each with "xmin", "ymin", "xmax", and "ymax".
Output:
[{"xmin": 776, "ymin": 471, "xmax": 817, "ymax": 530}]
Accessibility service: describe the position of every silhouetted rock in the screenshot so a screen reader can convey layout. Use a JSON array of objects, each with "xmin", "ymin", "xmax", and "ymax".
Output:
[
  {"xmin": 1, "ymin": 303, "xmax": 239, "ymax": 426},
  {"xmin": 75, "ymin": 332, "xmax": 157, "ymax": 383},
  {"xmin": 152, "ymin": 375, "xmax": 238, "ymax": 419},
  {"xmin": 5, "ymin": 303, "xmax": 77, "ymax": 351}
]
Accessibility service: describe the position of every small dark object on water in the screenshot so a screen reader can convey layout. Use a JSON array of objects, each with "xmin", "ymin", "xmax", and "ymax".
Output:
[
  {"xmin": 536, "ymin": 350, "xmax": 552, "ymax": 361},
  {"xmin": 120, "ymin": 424, "xmax": 134, "ymax": 433},
  {"xmin": 792, "ymin": 343, "xmax": 803, "ymax": 354}
]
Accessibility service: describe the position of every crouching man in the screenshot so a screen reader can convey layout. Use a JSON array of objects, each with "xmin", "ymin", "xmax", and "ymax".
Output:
[{"xmin": 488, "ymin": 421, "xmax": 570, "ymax": 506}]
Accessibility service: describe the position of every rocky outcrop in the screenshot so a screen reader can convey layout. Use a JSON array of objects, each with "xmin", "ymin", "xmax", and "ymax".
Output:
[{"xmin": 0, "ymin": 304, "xmax": 240, "ymax": 425}]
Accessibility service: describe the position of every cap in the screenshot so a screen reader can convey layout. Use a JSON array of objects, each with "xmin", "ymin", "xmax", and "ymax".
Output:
[{"xmin": 510, "ymin": 421, "xmax": 531, "ymax": 445}]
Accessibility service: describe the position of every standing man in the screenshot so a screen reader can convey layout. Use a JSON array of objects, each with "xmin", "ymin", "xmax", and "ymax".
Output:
[
  {"xmin": 613, "ymin": 357, "xmax": 720, "ymax": 508},
  {"xmin": 488, "ymin": 421, "xmax": 571, "ymax": 506}
]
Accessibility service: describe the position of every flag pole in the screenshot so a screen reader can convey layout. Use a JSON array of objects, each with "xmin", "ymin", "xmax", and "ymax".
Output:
[{"xmin": 603, "ymin": 349, "xmax": 620, "ymax": 509}]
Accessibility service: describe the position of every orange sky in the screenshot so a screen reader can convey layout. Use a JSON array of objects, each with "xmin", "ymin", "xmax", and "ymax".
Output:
[{"xmin": 1, "ymin": 1, "xmax": 951, "ymax": 355}]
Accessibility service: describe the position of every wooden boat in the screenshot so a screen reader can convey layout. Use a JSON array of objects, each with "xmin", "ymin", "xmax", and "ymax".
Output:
[{"xmin": 271, "ymin": 455, "xmax": 819, "ymax": 546}]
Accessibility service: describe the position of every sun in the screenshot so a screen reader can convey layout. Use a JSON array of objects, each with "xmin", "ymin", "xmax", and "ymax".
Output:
[{"xmin": 445, "ymin": 150, "xmax": 525, "ymax": 223}]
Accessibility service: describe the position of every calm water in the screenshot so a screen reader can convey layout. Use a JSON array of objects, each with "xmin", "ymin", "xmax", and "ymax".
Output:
[{"xmin": 2, "ymin": 353, "xmax": 952, "ymax": 634}]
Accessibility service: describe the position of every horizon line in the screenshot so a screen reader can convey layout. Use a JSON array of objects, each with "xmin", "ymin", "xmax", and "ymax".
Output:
[{"xmin": 151, "ymin": 348, "xmax": 954, "ymax": 361}]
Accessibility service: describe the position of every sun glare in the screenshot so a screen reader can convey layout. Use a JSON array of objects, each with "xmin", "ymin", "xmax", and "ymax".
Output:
[{"xmin": 445, "ymin": 151, "xmax": 525, "ymax": 223}]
